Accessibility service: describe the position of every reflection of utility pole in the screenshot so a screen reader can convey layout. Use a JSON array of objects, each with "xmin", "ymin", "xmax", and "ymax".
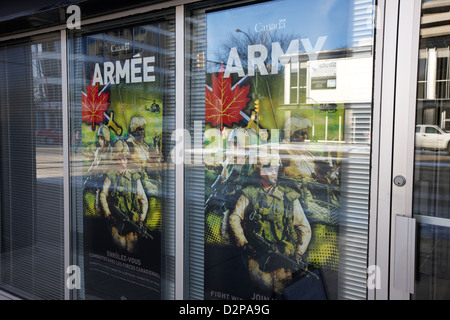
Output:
[
  {"xmin": 235, "ymin": 29, "xmax": 259, "ymax": 97},
  {"xmin": 235, "ymin": 29, "xmax": 252, "ymax": 43}
]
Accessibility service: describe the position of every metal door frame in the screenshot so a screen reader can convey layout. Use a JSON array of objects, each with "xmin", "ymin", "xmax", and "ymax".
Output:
[{"xmin": 371, "ymin": 0, "xmax": 422, "ymax": 300}]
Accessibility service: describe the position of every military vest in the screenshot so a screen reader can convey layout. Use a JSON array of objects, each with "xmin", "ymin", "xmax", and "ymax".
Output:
[
  {"xmin": 126, "ymin": 138, "xmax": 150, "ymax": 172},
  {"xmin": 107, "ymin": 171, "xmax": 141, "ymax": 223},
  {"xmin": 243, "ymin": 184, "xmax": 301, "ymax": 257}
]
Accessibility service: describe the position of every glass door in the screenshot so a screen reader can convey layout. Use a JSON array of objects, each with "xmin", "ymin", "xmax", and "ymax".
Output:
[
  {"xmin": 390, "ymin": 0, "xmax": 450, "ymax": 300},
  {"xmin": 412, "ymin": 0, "xmax": 450, "ymax": 300}
]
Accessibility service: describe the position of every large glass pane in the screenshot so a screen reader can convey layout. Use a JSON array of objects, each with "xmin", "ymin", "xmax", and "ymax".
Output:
[
  {"xmin": 185, "ymin": 0, "xmax": 375, "ymax": 300},
  {"xmin": 0, "ymin": 35, "xmax": 64, "ymax": 299},
  {"xmin": 413, "ymin": 0, "xmax": 450, "ymax": 300},
  {"xmin": 67, "ymin": 11, "xmax": 176, "ymax": 300}
]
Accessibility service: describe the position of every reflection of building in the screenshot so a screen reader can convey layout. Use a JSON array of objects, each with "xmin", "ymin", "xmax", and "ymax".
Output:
[
  {"xmin": 32, "ymin": 41, "xmax": 62, "ymax": 132},
  {"xmin": 284, "ymin": 46, "xmax": 373, "ymax": 144},
  {"xmin": 285, "ymin": 0, "xmax": 375, "ymax": 106},
  {"xmin": 417, "ymin": 0, "xmax": 450, "ymax": 129}
]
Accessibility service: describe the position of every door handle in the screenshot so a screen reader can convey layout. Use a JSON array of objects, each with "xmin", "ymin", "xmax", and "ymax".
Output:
[{"xmin": 393, "ymin": 215, "xmax": 416, "ymax": 294}]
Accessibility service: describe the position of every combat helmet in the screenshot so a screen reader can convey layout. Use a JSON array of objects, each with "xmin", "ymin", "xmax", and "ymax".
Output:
[
  {"xmin": 97, "ymin": 124, "xmax": 111, "ymax": 142},
  {"xmin": 129, "ymin": 116, "xmax": 147, "ymax": 133}
]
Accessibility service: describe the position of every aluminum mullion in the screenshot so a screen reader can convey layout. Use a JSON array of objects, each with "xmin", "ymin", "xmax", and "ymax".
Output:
[
  {"xmin": 60, "ymin": 29, "xmax": 71, "ymax": 301},
  {"xmin": 175, "ymin": 4, "xmax": 185, "ymax": 301},
  {"xmin": 373, "ymin": 0, "xmax": 399, "ymax": 301},
  {"xmin": 390, "ymin": 0, "xmax": 422, "ymax": 300}
]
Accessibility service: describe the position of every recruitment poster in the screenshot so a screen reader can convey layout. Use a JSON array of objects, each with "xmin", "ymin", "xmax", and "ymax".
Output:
[
  {"xmin": 203, "ymin": 0, "xmax": 349, "ymax": 300},
  {"xmin": 81, "ymin": 27, "xmax": 164, "ymax": 299}
]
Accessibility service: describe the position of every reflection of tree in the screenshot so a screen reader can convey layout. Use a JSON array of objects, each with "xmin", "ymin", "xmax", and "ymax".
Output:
[
  {"xmin": 210, "ymin": 28, "xmax": 305, "ymax": 110},
  {"xmin": 212, "ymin": 27, "xmax": 304, "ymax": 73}
]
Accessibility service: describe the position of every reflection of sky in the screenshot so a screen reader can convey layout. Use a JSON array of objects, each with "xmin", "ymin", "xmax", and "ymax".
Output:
[{"xmin": 207, "ymin": 0, "xmax": 352, "ymax": 60}]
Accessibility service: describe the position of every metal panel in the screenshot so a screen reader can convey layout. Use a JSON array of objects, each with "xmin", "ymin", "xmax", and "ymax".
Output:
[
  {"xmin": 372, "ymin": 0, "xmax": 399, "ymax": 300},
  {"xmin": 393, "ymin": 215, "xmax": 416, "ymax": 294},
  {"xmin": 389, "ymin": 0, "xmax": 421, "ymax": 300}
]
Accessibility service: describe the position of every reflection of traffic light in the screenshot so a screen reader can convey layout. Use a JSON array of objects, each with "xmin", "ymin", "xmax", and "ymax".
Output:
[
  {"xmin": 254, "ymin": 99, "xmax": 260, "ymax": 114},
  {"xmin": 196, "ymin": 52, "xmax": 204, "ymax": 68}
]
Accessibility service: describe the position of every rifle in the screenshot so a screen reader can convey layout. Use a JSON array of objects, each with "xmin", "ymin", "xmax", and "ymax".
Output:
[
  {"xmin": 83, "ymin": 174, "xmax": 104, "ymax": 192},
  {"xmin": 247, "ymin": 232, "xmax": 319, "ymax": 280},
  {"xmin": 205, "ymin": 169, "xmax": 241, "ymax": 214},
  {"xmin": 205, "ymin": 175, "xmax": 228, "ymax": 214},
  {"xmin": 109, "ymin": 205, "xmax": 153, "ymax": 240},
  {"xmin": 277, "ymin": 175, "xmax": 304, "ymax": 194}
]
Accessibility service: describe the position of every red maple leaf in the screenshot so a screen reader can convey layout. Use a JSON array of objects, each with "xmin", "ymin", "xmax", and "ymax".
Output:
[
  {"xmin": 82, "ymin": 83, "xmax": 109, "ymax": 131},
  {"xmin": 205, "ymin": 69, "xmax": 250, "ymax": 130}
]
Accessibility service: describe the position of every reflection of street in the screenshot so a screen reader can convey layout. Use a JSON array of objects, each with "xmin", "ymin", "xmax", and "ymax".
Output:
[
  {"xmin": 415, "ymin": 150, "xmax": 450, "ymax": 163},
  {"xmin": 36, "ymin": 146, "xmax": 85, "ymax": 179},
  {"xmin": 413, "ymin": 149, "xmax": 450, "ymax": 300},
  {"xmin": 36, "ymin": 146, "xmax": 63, "ymax": 179},
  {"xmin": 414, "ymin": 150, "xmax": 450, "ymax": 215}
]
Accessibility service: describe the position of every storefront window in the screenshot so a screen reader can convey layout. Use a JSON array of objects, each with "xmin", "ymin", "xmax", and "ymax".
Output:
[
  {"xmin": 185, "ymin": 0, "xmax": 375, "ymax": 300},
  {"xmin": 67, "ymin": 10, "xmax": 176, "ymax": 300},
  {"xmin": 0, "ymin": 35, "xmax": 65, "ymax": 299}
]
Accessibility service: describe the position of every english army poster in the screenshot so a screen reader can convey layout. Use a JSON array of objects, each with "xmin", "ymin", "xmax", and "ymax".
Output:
[{"xmin": 203, "ymin": 0, "xmax": 347, "ymax": 300}]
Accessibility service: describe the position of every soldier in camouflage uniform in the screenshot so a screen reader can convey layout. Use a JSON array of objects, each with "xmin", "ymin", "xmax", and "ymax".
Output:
[
  {"xmin": 215, "ymin": 127, "xmax": 256, "ymax": 204},
  {"xmin": 100, "ymin": 140, "xmax": 149, "ymax": 253},
  {"xmin": 87, "ymin": 124, "xmax": 114, "ymax": 176},
  {"xmin": 279, "ymin": 116, "xmax": 317, "ymax": 182},
  {"xmin": 228, "ymin": 159, "xmax": 311, "ymax": 294},
  {"xmin": 125, "ymin": 116, "xmax": 161, "ymax": 199},
  {"xmin": 280, "ymin": 116, "xmax": 340, "ymax": 225},
  {"xmin": 84, "ymin": 124, "xmax": 114, "ymax": 215},
  {"xmin": 206, "ymin": 127, "xmax": 258, "ymax": 244}
]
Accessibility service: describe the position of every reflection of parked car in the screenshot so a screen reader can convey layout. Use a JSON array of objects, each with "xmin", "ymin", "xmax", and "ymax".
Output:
[
  {"xmin": 415, "ymin": 124, "xmax": 450, "ymax": 153},
  {"xmin": 36, "ymin": 129, "xmax": 63, "ymax": 144}
]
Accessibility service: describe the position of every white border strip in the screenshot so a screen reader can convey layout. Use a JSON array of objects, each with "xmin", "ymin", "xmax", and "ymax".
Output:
[
  {"xmin": 61, "ymin": 29, "xmax": 71, "ymax": 301},
  {"xmin": 368, "ymin": 0, "xmax": 386, "ymax": 301},
  {"xmin": 175, "ymin": 4, "xmax": 185, "ymax": 300}
]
